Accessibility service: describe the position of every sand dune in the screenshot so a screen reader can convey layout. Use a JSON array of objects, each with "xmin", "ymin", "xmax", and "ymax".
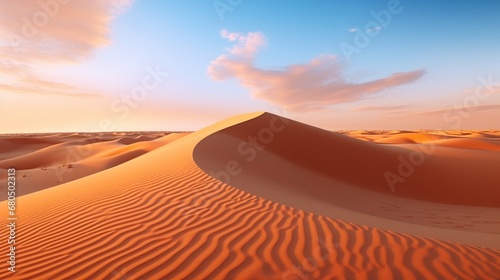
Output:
[
  {"xmin": 0, "ymin": 136, "xmax": 62, "ymax": 160},
  {"xmin": 195, "ymin": 113, "xmax": 500, "ymax": 245},
  {"xmin": 0, "ymin": 112, "xmax": 499, "ymax": 279},
  {"xmin": 342, "ymin": 130, "xmax": 500, "ymax": 145},
  {"xmin": 0, "ymin": 132, "xmax": 188, "ymax": 200},
  {"xmin": 195, "ymin": 113, "xmax": 500, "ymax": 208}
]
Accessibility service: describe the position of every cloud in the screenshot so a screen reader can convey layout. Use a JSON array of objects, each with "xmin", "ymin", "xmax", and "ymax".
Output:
[
  {"xmin": 0, "ymin": 0, "xmax": 132, "ymax": 61},
  {"xmin": 416, "ymin": 104, "xmax": 500, "ymax": 116},
  {"xmin": 353, "ymin": 104, "xmax": 412, "ymax": 112},
  {"xmin": 0, "ymin": 60, "xmax": 98, "ymax": 97},
  {"xmin": 367, "ymin": 26, "xmax": 382, "ymax": 33},
  {"xmin": 348, "ymin": 27, "xmax": 357, "ymax": 33},
  {"xmin": 0, "ymin": 0, "xmax": 132, "ymax": 96},
  {"xmin": 208, "ymin": 30, "xmax": 426, "ymax": 112},
  {"xmin": 217, "ymin": 29, "xmax": 266, "ymax": 60}
]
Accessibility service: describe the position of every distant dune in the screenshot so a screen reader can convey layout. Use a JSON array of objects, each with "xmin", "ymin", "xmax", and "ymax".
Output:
[
  {"xmin": 0, "ymin": 113, "xmax": 499, "ymax": 279},
  {"xmin": 0, "ymin": 132, "xmax": 189, "ymax": 200}
]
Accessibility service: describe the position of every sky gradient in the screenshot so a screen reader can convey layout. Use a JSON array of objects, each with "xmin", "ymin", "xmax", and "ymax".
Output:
[{"xmin": 1, "ymin": 0, "xmax": 499, "ymax": 133}]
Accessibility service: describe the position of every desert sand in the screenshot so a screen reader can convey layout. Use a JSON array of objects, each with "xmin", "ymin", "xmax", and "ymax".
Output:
[
  {"xmin": 0, "ymin": 132, "xmax": 189, "ymax": 200},
  {"xmin": 1, "ymin": 112, "xmax": 499, "ymax": 279}
]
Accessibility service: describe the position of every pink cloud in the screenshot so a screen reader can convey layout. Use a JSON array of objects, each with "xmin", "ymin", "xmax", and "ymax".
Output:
[
  {"xmin": 416, "ymin": 104, "xmax": 500, "ymax": 116},
  {"xmin": 216, "ymin": 29, "xmax": 266, "ymax": 60},
  {"xmin": 0, "ymin": 0, "xmax": 132, "ymax": 61},
  {"xmin": 353, "ymin": 105, "xmax": 412, "ymax": 112},
  {"xmin": 208, "ymin": 30, "xmax": 426, "ymax": 112},
  {"xmin": 0, "ymin": 0, "xmax": 132, "ymax": 96},
  {"xmin": 0, "ymin": 60, "xmax": 98, "ymax": 97}
]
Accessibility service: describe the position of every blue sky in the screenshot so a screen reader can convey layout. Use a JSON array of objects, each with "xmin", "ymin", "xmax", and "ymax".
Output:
[{"xmin": 1, "ymin": 0, "xmax": 499, "ymax": 132}]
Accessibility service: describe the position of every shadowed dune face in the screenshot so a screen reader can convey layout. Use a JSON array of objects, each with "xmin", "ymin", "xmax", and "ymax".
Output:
[
  {"xmin": 193, "ymin": 113, "xmax": 500, "ymax": 247},
  {"xmin": 194, "ymin": 113, "xmax": 500, "ymax": 208},
  {"xmin": 0, "ymin": 136, "xmax": 62, "ymax": 160}
]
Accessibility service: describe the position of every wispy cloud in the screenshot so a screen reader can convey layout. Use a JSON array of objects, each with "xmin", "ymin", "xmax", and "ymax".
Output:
[
  {"xmin": 367, "ymin": 25, "xmax": 382, "ymax": 33},
  {"xmin": 0, "ymin": 0, "xmax": 132, "ymax": 96},
  {"xmin": 0, "ymin": 59, "xmax": 99, "ymax": 97},
  {"xmin": 208, "ymin": 30, "xmax": 426, "ymax": 112},
  {"xmin": 416, "ymin": 104, "xmax": 500, "ymax": 116},
  {"xmin": 353, "ymin": 104, "xmax": 412, "ymax": 112}
]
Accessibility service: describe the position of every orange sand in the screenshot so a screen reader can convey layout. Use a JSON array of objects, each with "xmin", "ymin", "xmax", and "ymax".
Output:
[
  {"xmin": 0, "ymin": 112, "xmax": 498, "ymax": 279},
  {"xmin": 0, "ymin": 132, "xmax": 188, "ymax": 199}
]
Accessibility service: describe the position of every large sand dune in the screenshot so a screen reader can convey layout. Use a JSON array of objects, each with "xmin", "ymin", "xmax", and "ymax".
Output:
[
  {"xmin": 194, "ymin": 112, "xmax": 500, "ymax": 245},
  {"xmin": 1, "ymin": 112, "xmax": 499, "ymax": 279}
]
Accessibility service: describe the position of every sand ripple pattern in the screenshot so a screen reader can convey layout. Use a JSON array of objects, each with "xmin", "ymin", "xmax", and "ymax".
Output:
[{"xmin": 1, "ymin": 157, "xmax": 498, "ymax": 279}]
